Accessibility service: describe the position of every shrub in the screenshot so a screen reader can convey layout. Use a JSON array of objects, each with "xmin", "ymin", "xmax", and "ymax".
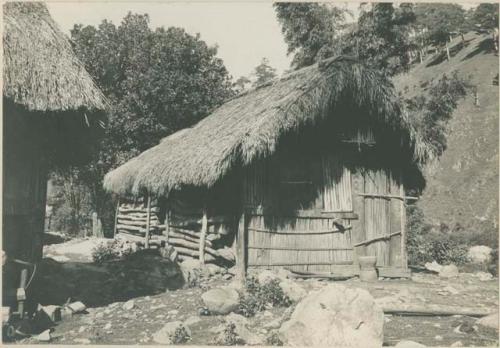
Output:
[
  {"xmin": 237, "ymin": 277, "xmax": 292, "ymax": 317},
  {"xmin": 91, "ymin": 242, "xmax": 121, "ymax": 264},
  {"xmin": 266, "ymin": 332, "xmax": 283, "ymax": 346},
  {"xmin": 213, "ymin": 322, "xmax": 244, "ymax": 346},
  {"xmin": 169, "ymin": 325, "xmax": 191, "ymax": 344}
]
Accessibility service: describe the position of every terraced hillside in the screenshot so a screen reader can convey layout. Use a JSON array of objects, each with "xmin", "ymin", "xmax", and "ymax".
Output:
[{"xmin": 394, "ymin": 32, "xmax": 499, "ymax": 232}]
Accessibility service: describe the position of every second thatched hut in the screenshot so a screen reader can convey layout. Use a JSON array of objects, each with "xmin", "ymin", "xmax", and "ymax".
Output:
[{"xmin": 104, "ymin": 56, "xmax": 432, "ymax": 278}]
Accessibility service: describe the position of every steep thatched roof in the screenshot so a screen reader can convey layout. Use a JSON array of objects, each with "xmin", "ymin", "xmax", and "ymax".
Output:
[
  {"xmin": 3, "ymin": 2, "xmax": 106, "ymax": 112},
  {"xmin": 104, "ymin": 56, "xmax": 433, "ymax": 197}
]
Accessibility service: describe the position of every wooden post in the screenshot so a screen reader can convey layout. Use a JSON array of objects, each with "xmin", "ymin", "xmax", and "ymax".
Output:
[
  {"xmin": 145, "ymin": 195, "xmax": 151, "ymax": 249},
  {"xmin": 199, "ymin": 208, "xmax": 208, "ymax": 265},
  {"xmin": 400, "ymin": 178, "xmax": 407, "ymax": 269},
  {"xmin": 113, "ymin": 198, "xmax": 120, "ymax": 238},
  {"xmin": 164, "ymin": 208, "xmax": 171, "ymax": 244},
  {"xmin": 236, "ymin": 211, "xmax": 247, "ymax": 284}
]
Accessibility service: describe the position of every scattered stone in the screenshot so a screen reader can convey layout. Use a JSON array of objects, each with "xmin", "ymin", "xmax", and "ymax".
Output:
[
  {"xmin": 35, "ymin": 329, "xmax": 51, "ymax": 342},
  {"xmin": 434, "ymin": 335, "xmax": 443, "ymax": 341},
  {"xmin": 153, "ymin": 321, "xmax": 191, "ymax": 344},
  {"xmin": 395, "ymin": 340, "xmax": 426, "ymax": 348},
  {"xmin": 205, "ymin": 263, "xmax": 224, "ymax": 276},
  {"xmin": 180, "ymin": 259, "xmax": 202, "ymax": 285},
  {"xmin": 433, "ymin": 323, "xmax": 441, "ymax": 328},
  {"xmin": 123, "ymin": 299, "xmax": 135, "ymax": 310},
  {"xmin": 263, "ymin": 310, "xmax": 273, "ymax": 317},
  {"xmin": 184, "ymin": 315, "xmax": 202, "ymax": 328},
  {"xmin": 104, "ymin": 323, "xmax": 112, "ymax": 330},
  {"xmin": 439, "ymin": 264, "xmax": 459, "ymax": 278},
  {"xmin": 222, "ymin": 274, "xmax": 233, "ymax": 280},
  {"xmin": 424, "ymin": 261, "xmax": 442, "ymax": 273},
  {"xmin": 264, "ymin": 317, "xmax": 282, "ymax": 330},
  {"xmin": 67, "ymin": 301, "xmax": 87, "ymax": 313},
  {"xmin": 477, "ymin": 312, "xmax": 499, "ymax": 330},
  {"xmin": 151, "ymin": 304, "xmax": 167, "ymax": 310},
  {"xmin": 78, "ymin": 326, "xmax": 86, "ymax": 333},
  {"xmin": 474, "ymin": 271, "xmax": 493, "ymax": 281},
  {"xmin": 257, "ymin": 270, "xmax": 278, "ymax": 285},
  {"xmin": 451, "ymin": 341, "xmax": 463, "ymax": 347},
  {"xmin": 225, "ymin": 313, "xmax": 264, "ymax": 345},
  {"xmin": 468, "ymin": 246, "xmax": 492, "ymax": 264},
  {"xmin": 442, "ymin": 286, "xmax": 459, "ymax": 295},
  {"xmin": 279, "ymin": 279, "xmax": 307, "ymax": 302},
  {"xmin": 279, "ymin": 284, "xmax": 384, "ymax": 347},
  {"xmin": 73, "ymin": 338, "xmax": 91, "ymax": 344},
  {"xmin": 168, "ymin": 309, "xmax": 179, "ymax": 315},
  {"xmin": 227, "ymin": 266, "xmax": 237, "ymax": 276},
  {"xmin": 201, "ymin": 287, "xmax": 239, "ymax": 315}
]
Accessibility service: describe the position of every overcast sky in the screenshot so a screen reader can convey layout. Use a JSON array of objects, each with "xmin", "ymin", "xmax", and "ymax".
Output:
[{"xmin": 46, "ymin": 2, "xmax": 477, "ymax": 80}]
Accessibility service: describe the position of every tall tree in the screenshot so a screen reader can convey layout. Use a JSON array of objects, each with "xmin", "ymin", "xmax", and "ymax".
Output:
[
  {"xmin": 472, "ymin": 3, "xmax": 499, "ymax": 31},
  {"xmin": 62, "ymin": 13, "xmax": 234, "ymax": 234},
  {"xmin": 274, "ymin": 3, "xmax": 347, "ymax": 69},
  {"xmin": 414, "ymin": 4, "xmax": 466, "ymax": 60},
  {"xmin": 252, "ymin": 58, "xmax": 277, "ymax": 87}
]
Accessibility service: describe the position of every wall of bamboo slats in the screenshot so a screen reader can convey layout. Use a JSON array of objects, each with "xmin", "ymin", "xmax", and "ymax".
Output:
[{"xmin": 322, "ymin": 155, "xmax": 353, "ymax": 212}]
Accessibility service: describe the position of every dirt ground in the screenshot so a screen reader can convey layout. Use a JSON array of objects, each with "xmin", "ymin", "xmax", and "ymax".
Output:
[{"xmin": 8, "ymin": 239, "xmax": 499, "ymax": 346}]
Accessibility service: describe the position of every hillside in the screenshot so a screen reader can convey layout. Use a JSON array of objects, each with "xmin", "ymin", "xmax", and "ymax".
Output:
[{"xmin": 394, "ymin": 32, "xmax": 499, "ymax": 233}]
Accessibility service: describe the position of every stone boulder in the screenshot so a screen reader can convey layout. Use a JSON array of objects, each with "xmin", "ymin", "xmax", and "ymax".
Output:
[
  {"xmin": 179, "ymin": 259, "xmax": 202, "ymax": 285},
  {"xmin": 279, "ymin": 284, "xmax": 384, "ymax": 347},
  {"xmin": 153, "ymin": 321, "xmax": 191, "ymax": 344},
  {"xmin": 439, "ymin": 264, "xmax": 459, "ymax": 278},
  {"xmin": 424, "ymin": 261, "xmax": 442, "ymax": 273},
  {"xmin": 201, "ymin": 287, "xmax": 240, "ymax": 315},
  {"xmin": 395, "ymin": 340, "xmax": 427, "ymax": 348},
  {"xmin": 224, "ymin": 313, "xmax": 264, "ymax": 345},
  {"xmin": 279, "ymin": 279, "xmax": 307, "ymax": 302},
  {"xmin": 468, "ymin": 246, "xmax": 492, "ymax": 264},
  {"xmin": 477, "ymin": 312, "xmax": 499, "ymax": 330},
  {"xmin": 474, "ymin": 271, "xmax": 493, "ymax": 281}
]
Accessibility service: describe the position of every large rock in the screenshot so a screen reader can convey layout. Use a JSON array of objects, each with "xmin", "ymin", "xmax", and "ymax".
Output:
[
  {"xmin": 468, "ymin": 246, "xmax": 492, "ymax": 264},
  {"xmin": 395, "ymin": 340, "xmax": 427, "ymax": 348},
  {"xmin": 279, "ymin": 280, "xmax": 307, "ymax": 302},
  {"xmin": 201, "ymin": 287, "xmax": 239, "ymax": 315},
  {"xmin": 424, "ymin": 261, "xmax": 442, "ymax": 273},
  {"xmin": 439, "ymin": 264, "xmax": 459, "ymax": 278},
  {"xmin": 153, "ymin": 321, "xmax": 191, "ymax": 344},
  {"xmin": 179, "ymin": 259, "xmax": 202, "ymax": 285},
  {"xmin": 477, "ymin": 312, "xmax": 499, "ymax": 330},
  {"xmin": 224, "ymin": 313, "xmax": 264, "ymax": 345},
  {"xmin": 279, "ymin": 284, "xmax": 384, "ymax": 347}
]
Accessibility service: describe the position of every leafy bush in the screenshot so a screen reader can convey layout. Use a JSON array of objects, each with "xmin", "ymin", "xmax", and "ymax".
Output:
[
  {"xmin": 266, "ymin": 332, "xmax": 283, "ymax": 346},
  {"xmin": 237, "ymin": 277, "xmax": 292, "ymax": 318},
  {"xmin": 91, "ymin": 240, "xmax": 135, "ymax": 264},
  {"xmin": 169, "ymin": 325, "xmax": 191, "ymax": 344},
  {"xmin": 213, "ymin": 322, "xmax": 244, "ymax": 346}
]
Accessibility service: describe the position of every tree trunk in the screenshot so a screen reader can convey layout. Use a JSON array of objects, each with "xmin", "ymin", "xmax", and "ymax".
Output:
[{"xmin": 445, "ymin": 43, "xmax": 450, "ymax": 61}]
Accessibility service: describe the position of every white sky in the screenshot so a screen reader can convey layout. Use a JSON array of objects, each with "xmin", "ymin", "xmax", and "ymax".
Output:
[{"xmin": 46, "ymin": 1, "xmax": 477, "ymax": 80}]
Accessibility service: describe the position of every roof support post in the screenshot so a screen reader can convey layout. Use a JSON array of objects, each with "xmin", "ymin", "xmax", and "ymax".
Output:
[
  {"xmin": 145, "ymin": 195, "xmax": 151, "ymax": 249},
  {"xmin": 236, "ymin": 211, "xmax": 247, "ymax": 285},
  {"xmin": 400, "ymin": 175, "xmax": 407, "ymax": 269},
  {"xmin": 113, "ymin": 198, "xmax": 120, "ymax": 238},
  {"xmin": 199, "ymin": 207, "xmax": 208, "ymax": 265}
]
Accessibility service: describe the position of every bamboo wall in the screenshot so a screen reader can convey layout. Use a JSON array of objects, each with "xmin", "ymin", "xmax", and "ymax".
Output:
[{"xmin": 242, "ymin": 134, "xmax": 407, "ymax": 272}]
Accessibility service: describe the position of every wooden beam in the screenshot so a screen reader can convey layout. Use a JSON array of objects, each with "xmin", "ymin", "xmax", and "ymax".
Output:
[
  {"xmin": 400, "ymin": 178, "xmax": 408, "ymax": 269},
  {"xmin": 354, "ymin": 231, "xmax": 401, "ymax": 247},
  {"xmin": 236, "ymin": 211, "xmax": 247, "ymax": 284},
  {"xmin": 113, "ymin": 198, "xmax": 120, "ymax": 238},
  {"xmin": 199, "ymin": 208, "xmax": 208, "ymax": 265},
  {"xmin": 382, "ymin": 305, "xmax": 493, "ymax": 318},
  {"xmin": 357, "ymin": 193, "xmax": 418, "ymax": 201},
  {"xmin": 145, "ymin": 195, "xmax": 151, "ymax": 249}
]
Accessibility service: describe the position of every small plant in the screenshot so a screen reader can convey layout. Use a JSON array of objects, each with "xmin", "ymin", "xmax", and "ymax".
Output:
[
  {"xmin": 266, "ymin": 332, "xmax": 283, "ymax": 346},
  {"xmin": 214, "ymin": 322, "xmax": 244, "ymax": 346},
  {"xmin": 237, "ymin": 277, "xmax": 292, "ymax": 318},
  {"xmin": 91, "ymin": 242, "xmax": 121, "ymax": 264},
  {"xmin": 169, "ymin": 325, "xmax": 191, "ymax": 344}
]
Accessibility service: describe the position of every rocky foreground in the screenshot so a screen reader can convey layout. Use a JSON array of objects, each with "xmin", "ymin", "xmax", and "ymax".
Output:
[{"xmin": 15, "ymin": 250, "xmax": 499, "ymax": 347}]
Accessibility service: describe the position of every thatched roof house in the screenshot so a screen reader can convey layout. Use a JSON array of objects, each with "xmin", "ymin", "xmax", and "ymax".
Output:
[
  {"xmin": 105, "ymin": 56, "xmax": 431, "ymax": 278},
  {"xmin": 3, "ymin": 2, "xmax": 106, "ymax": 269}
]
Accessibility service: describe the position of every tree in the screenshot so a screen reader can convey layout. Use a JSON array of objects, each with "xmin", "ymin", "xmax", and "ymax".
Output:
[
  {"xmin": 60, "ymin": 13, "xmax": 234, "ymax": 235},
  {"xmin": 471, "ymin": 3, "xmax": 499, "ymax": 31},
  {"xmin": 251, "ymin": 58, "xmax": 277, "ymax": 87},
  {"xmin": 414, "ymin": 4, "xmax": 466, "ymax": 60},
  {"xmin": 274, "ymin": 3, "xmax": 416, "ymax": 76},
  {"xmin": 274, "ymin": 3, "xmax": 347, "ymax": 69},
  {"xmin": 233, "ymin": 76, "xmax": 251, "ymax": 94}
]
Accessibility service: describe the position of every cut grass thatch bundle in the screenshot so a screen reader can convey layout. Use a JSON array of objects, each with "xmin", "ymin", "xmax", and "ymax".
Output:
[
  {"xmin": 104, "ymin": 56, "xmax": 433, "ymax": 197},
  {"xmin": 3, "ymin": 2, "xmax": 107, "ymax": 112}
]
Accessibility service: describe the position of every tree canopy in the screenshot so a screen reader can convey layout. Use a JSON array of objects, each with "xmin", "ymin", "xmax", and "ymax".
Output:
[
  {"xmin": 251, "ymin": 57, "xmax": 277, "ymax": 87},
  {"xmin": 60, "ymin": 12, "xmax": 235, "ymax": 234}
]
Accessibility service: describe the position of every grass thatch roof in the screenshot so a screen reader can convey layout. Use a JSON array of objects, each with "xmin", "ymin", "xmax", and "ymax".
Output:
[
  {"xmin": 104, "ymin": 56, "xmax": 433, "ymax": 197},
  {"xmin": 3, "ymin": 2, "xmax": 106, "ymax": 112}
]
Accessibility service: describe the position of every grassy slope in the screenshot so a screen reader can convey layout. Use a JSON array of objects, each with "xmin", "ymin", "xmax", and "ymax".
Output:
[{"xmin": 394, "ymin": 32, "xmax": 499, "ymax": 231}]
